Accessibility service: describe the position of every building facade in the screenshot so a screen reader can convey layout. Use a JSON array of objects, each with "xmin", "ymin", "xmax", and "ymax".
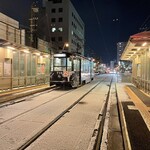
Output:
[
  {"xmin": 0, "ymin": 12, "xmax": 50, "ymax": 91},
  {"xmin": 43, "ymin": 0, "xmax": 85, "ymax": 55}
]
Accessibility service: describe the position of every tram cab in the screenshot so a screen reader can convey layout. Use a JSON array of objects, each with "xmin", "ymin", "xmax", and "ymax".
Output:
[{"xmin": 50, "ymin": 52, "xmax": 94, "ymax": 88}]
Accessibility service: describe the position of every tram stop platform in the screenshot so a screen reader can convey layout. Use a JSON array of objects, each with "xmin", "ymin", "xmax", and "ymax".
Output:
[
  {"xmin": 116, "ymin": 83, "xmax": 150, "ymax": 150},
  {"xmin": 0, "ymin": 84, "xmax": 51, "ymax": 104}
]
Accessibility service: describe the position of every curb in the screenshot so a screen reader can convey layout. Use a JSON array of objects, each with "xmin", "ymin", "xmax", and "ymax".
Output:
[
  {"xmin": 0, "ymin": 86, "xmax": 52, "ymax": 104},
  {"xmin": 87, "ymin": 101, "xmax": 106, "ymax": 150},
  {"xmin": 115, "ymin": 84, "xmax": 131, "ymax": 150}
]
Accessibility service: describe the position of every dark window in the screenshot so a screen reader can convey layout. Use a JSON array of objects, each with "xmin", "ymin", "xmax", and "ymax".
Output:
[
  {"xmin": 58, "ymin": 8, "xmax": 63, "ymax": 12},
  {"xmin": 51, "ymin": 18, "xmax": 56, "ymax": 22},
  {"xmin": 53, "ymin": 0, "xmax": 62, "ymax": 3},
  {"xmin": 51, "ymin": 8, "xmax": 56, "ymax": 13},
  {"xmin": 51, "ymin": 37, "xmax": 55, "ymax": 41},
  {"xmin": 58, "ymin": 18, "xmax": 63, "ymax": 22},
  {"xmin": 58, "ymin": 37, "xmax": 62, "ymax": 41}
]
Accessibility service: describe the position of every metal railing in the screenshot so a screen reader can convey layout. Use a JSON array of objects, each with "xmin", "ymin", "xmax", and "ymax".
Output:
[
  {"xmin": 132, "ymin": 77, "xmax": 150, "ymax": 95},
  {"xmin": 0, "ymin": 75, "xmax": 50, "ymax": 91}
]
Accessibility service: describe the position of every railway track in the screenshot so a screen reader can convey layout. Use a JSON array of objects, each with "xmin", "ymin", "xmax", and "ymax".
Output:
[
  {"xmin": 0, "ymin": 75, "xmax": 123, "ymax": 150},
  {"xmin": 0, "ymin": 86, "xmax": 58, "ymax": 107},
  {"xmin": 19, "ymin": 79, "xmax": 107, "ymax": 150},
  {"xmin": 0, "ymin": 87, "xmax": 73, "ymax": 125}
]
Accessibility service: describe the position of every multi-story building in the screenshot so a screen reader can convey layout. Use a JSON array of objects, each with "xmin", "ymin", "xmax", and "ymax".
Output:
[
  {"xmin": 117, "ymin": 42, "xmax": 126, "ymax": 64},
  {"xmin": 42, "ymin": 0, "xmax": 85, "ymax": 55},
  {"xmin": 117, "ymin": 42, "xmax": 132, "ymax": 73}
]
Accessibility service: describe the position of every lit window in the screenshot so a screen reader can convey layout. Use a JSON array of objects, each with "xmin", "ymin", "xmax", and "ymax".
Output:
[
  {"xmin": 58, "ymin": 27, "xmax": 63, "ymax": 32},
  {"xmin": 52, "ymin": 27, "xmax": 56, "ymax": 32}
]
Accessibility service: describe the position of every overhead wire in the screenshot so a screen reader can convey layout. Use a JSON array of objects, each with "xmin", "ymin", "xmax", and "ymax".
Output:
[
  {"xmin": 91, "ymin": 0, "xmax": 111, "ymax": 62},
  {"xmin": 139, "ymin": 15, "xmax": 150, "ymax": 31}
]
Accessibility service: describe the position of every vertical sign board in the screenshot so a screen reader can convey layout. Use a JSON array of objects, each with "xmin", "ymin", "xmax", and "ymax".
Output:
[
  {"xmin": 4, "ymin": 58, "xmax": 11, "ymax": 77},
  {"xmin": 0, "ymin": 62, "xmax": 3, "ymax": 76}
]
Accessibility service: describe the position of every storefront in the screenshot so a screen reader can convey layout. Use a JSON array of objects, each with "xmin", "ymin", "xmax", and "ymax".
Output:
[
  {"xmin": 121, "ymin": 31, "xmax": 150, "ymax": 95},
  {"xmin": 0, "ymin": 46, "xmax": 50, "ymax": 90},
  {"xmin": 0, "ymin": 12, "xmax": 50, "ymax": 91}
]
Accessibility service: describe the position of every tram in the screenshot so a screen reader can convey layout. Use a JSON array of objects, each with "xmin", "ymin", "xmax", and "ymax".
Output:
[{"xmin": 50, "ymin": 52, "xmax": 94, "ymax": 88}]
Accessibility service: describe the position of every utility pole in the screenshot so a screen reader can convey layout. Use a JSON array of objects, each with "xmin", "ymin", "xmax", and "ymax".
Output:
[{"xmin": 29, "ymin": 1, "xmax": 39, "ymax": 48}]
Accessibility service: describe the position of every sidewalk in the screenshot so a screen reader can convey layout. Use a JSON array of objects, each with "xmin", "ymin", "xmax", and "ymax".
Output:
[
  {"xmin": 0, "ymin": 84, "xmax": 51, "ymax": 104},
  {"xmin": 116, "ymin": 83, "xmax": 150, "ymax": 150}
]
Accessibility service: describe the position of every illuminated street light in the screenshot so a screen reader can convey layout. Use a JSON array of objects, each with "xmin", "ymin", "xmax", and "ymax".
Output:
[
  {"xmin": 65, "ymin": 43, "xmax": 69, "ymax": 47},
  {"xmin": 62, "ymin": 43, "xmax": 69, "ymax": 52}
]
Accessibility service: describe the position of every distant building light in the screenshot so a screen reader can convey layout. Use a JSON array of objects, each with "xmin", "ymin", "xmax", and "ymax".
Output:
[
  {"xmin": 58, "ymin": 27, "xmax": 63, "ymax": 32},
  {"xmin": 52, "ymin": 27, "xmax": 56, "ymax": 32},
  {"xmin": 7, "ymin": 46, "xmax": 15, "ymax": 50},
  {"xmin": 23, "ymin": 49, "xmax": 30, "ymax": 53},
  {"xmin": 142, "ymin": 42, "xmax": 147, "ymax": 46},
  {"xmin": 34, "ymin": 52, "xmax": 40, "ymax": 56},
  {"xmin": 43, "ymin": 55, "xmax": 49, "ymax": 58},
  {"xmin": 137, "ymin": 48, "xmax": 140, "ymax": 51}
]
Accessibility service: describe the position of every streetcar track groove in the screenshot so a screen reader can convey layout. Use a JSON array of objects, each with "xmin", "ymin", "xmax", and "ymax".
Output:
[
  {"xmin": 17, "ymin": 79, "xmax": 107, "ymax": 150},
  {"xmin": 0, "ymin": 86, "xmax": 59, "ymax": 108},
  {"xmin": 88, "ymin": 77, "xmax": 113, "ymax": 150},
  {"xmin": 0, "ymin": 78, "xmax": 107, "ymax": 126},
  {"xmin": 0, "ymin": 88, "xmax": 74, "ymax": 125}
]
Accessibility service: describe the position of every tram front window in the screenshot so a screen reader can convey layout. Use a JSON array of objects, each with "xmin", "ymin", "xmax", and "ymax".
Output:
[{"xmin": 54, "ymin": 57, "xmax": 66, "ymax": 71}]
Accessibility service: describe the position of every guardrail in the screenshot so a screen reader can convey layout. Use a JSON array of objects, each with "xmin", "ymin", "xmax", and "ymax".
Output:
[
  {"xmin": 0, "ymin": 75, "xmax": 50, "ymax": 91},
  {"xmin": 132, "ymin": 77, "xmax": 150, "ymax": 95}
]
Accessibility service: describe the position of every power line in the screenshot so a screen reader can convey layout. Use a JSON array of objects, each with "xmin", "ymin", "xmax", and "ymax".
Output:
[
  {"xmin": 91, "ymin": 0, "xmax": 101, "ymax": 25},
  {"xmin": 91, "ymin": 0, "xmax": 111, "ymax": 62},
  {"xmin": 139, "ymin": 15, "xmax": 150, "ymax": 31}
]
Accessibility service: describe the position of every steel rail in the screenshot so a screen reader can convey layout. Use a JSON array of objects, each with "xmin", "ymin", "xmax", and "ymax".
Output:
[
  {"xmin": 17, "ymin": 79, "xmax": 107, "ymax": 150},
  {"xmin": 88, "ymin": 77, "xmax": 113, "ymax": 150},
  {"xmin": 0, "ymin": 87, "xmax": 73, "ymax": 125},
  {"xmin": 0, "ymin": 86, "xmax": 58, "ymax": 108}
]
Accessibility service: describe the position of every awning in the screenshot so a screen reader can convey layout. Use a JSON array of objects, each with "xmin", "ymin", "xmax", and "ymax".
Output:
[
  {"xmin": 130, "ymin": 31, "xmax": 150, "ymax": 43},
  {"xmin": 121, "ymin": 31, "xmax": 150, "ymax": 60},
  {"xmin": 0, "ymin": 38, "xmax": 50, "ymax": 56}
]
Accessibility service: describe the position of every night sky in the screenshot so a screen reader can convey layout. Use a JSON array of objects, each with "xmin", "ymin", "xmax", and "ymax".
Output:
[{"xmin": 0, "ymin": 0, "xmax": 150, "ymax": 63}]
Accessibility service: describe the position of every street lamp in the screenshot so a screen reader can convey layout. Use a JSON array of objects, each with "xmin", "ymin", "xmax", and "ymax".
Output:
[{"xmin": 62, "ymin": 43, "xmax": 69, "ymax": 52}]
